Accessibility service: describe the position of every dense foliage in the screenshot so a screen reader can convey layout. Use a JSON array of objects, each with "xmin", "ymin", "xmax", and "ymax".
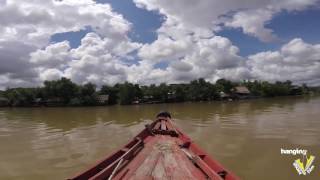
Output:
[{"xmin": 0, "ymin": 77, "xmax": 313, "ymax": 107}]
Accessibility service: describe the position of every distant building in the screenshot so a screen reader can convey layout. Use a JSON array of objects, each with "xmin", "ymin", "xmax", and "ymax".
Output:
[
  {"xmin": 232, "ymin": 86, "xmax": 251, "ymax": 99},
  {"xmin": 97, "ymin": 94, "xmax": 109, "ymax": 104},
  {"xmin": 0, "ymin": 97, "xmax": 9, "ymax": 107},
  {"xmin": 290, "ymin": 86, "xmax": 303, "ymax": 95}
]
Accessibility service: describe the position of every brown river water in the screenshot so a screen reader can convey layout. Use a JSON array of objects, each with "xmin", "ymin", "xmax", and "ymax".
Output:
[{"xmin": 0, "ymin": 96, "xmax": 319, "ymax": 179}]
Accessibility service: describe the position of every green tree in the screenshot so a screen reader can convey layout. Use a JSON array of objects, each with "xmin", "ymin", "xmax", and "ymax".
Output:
[
  {"xmin": 80, "ymin": 83, "xmax": 96, "ymax": 96},
  {"xmin": 5, "ymin": 88, "xmax": 37, "ymax": 106},
  {"xmin": 79, "ymin": 83, "xmax": 97, "ymax": 105},
  {"xmin": 187, "ymin": 78, "xmax": 215, "ymax": 101},
  {"xmin": 100, "ymin": 85, "xmax": 119, "ymax": 105},
  {"xmin": 245, "ymin": 80, "xmax": 263, "ymax": 96},
  {"xmin": 157, "ymin": 83, "xmax": 169, "ymax": 102},
  {"xmin": 43, "ymin": 77, "xmax": 79, "ymax": 104},
  {"xmin": 216, "ymin": 79, "xmax": 234, "ymax": 93},
  {"xmin": 171, "ymin": 84, "xmax": 187, "ymax": 102},
  {"xmin": 134, "ymin": 84, "xmax": 143, "ymax": 100},
  {"xmin": 118, "ymin": 82, "xmax": 137, "ymax": 105}
]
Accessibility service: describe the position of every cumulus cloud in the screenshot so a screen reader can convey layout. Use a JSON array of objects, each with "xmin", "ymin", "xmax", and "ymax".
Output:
[
  {"xmin": 139, "ymin": 35, "xmax": 245, "ymax": 84},
  {"xmin": 31, "ymin": 32, "xmax": 141, "ymax": 86},
  {"xmin": 132, "ymin": 0, "xmax": 320, "ymax": 85},
  {"xmin": 136, "ymin": 16, "xmax": 247, "ymax": 84},
  {"xmin": 224, "ymin": 9, "xmax": 277, "ymax": 42},
  {"xmin": 224, "ymin": 0, "xmax": 318, "ymax": 42},
  {"xmin": 138, "ymin": 34, "xmax": 191, "ymax": 62},
  {"xmin": 30, "ymin": 41, "xmax": 71, "ymax": 69},
  {"xmin": 0, "ymin": 0, "xmax": 320, "ymax": 89},
  {"xmin": 0, "ymin": 0, "xmax": 131, "ymax": 45},
  {"xmin": 248, "ymin": 39, "xmax": 320, "ymax": 85},
  {"xmin": 40, "ymin": 68, "xmax": 63, "ymax": 81},
  {"xmin": 0, "ymin": 0, "xmax": 138, "ymax": 88},
  {"xmin": 170, "ymin": 61, "xmax": 193, "ymax": 72},
  {"xmin": 134, "ymin": 0, "xmax": 319, "ymax": 42}
]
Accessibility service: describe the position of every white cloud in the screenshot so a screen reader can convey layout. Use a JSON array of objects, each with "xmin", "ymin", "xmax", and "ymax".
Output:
[
  {"xmin": 170, "ymin": 61, "xmax": 193, "ymax": 72},
  {"xmin": 0, "ymin": 0, "xmax": 131, "ymax": 45},
  {"xmin": 225, "ymin": 9, "xmax": 277, "ymax": 42},
  {"xmin": 40, "ymin": 68, "xmax": 63, "ymax": 81},
  {"xmin": 137, "ymin": 20, "xmax": 246, "ymax": 84},
  {"xmin": 0, "ymin": 0, "xmax": 320, "ymax": 89},
  {"xmin": 248, "ymin": 38, "xmax": 320, "ymax": 85},
  {"xmin": 47, "ymin": 32, "xmax": 139, "ymax": 85},
  {"xmin": 138, "ymin": 34, "xmax": 192, "ymax": 63},
  {"xmin": 30, "ymin": 41, "xmax": 71, "ymax": 69},
  {"xmin": 134, "ymin": 0, "xmax": 319, "ymax": 42},
  {"xmin": 0, "ymin": 0, "xmax": 138, "ymax": 88},
  {"xmin": 132, "ymin": 0, "xmax": 320, "ymax": 85},
  {"xmin": 224, "ymin": 0, "xmax": 318, "ymax": 42}
]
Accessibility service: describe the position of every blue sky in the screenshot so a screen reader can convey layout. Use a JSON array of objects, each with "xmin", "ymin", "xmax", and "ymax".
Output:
[{"xmin": 98, "ymin": 0, "xmax": 162, "ymax": 44}]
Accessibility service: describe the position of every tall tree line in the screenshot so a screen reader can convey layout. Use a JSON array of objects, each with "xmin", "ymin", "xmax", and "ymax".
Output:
[{"xmin": 0, "ymin": 77, "xmax": 312, "ymax": 107}]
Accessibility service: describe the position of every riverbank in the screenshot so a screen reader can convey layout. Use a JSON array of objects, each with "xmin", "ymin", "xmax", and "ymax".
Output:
[
  {"xmin": 0, "ymin": 94, "xmax": 318, "ymax": 108},
  {"xmin": 0, "ymin": 77, "xmax": 318, "ymax": 107}
]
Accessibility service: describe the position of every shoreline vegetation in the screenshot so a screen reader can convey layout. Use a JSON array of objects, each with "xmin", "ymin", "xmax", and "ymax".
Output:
[{"xmin": 0, "ymin": 77, "xmax": 319, "ymax": 107}]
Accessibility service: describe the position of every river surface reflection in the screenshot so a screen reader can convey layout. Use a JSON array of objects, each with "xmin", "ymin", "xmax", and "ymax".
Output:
[{"xmin": 0, "ymin": 96, "xmax": 319, "ymax": 179}]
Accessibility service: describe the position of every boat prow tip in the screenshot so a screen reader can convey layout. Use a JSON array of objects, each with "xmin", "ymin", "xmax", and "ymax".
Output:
[{"xmin": 156, "ymin": 111, "xmax": 172, "ymax": 119}]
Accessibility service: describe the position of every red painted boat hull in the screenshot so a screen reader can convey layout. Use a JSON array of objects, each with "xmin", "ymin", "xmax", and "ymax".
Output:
[{"xmin": 68, "ymin": 113, "xmax": 240, "ymax": 180}]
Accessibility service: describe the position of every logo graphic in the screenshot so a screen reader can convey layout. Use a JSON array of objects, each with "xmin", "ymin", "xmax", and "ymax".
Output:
[
  {"xmin": 293, "ymin": 155, "xmax": 315, "ymax": 175},
  {"xmin": 280, "ymin": 148, "xmax": 315, "ymax": 175}
]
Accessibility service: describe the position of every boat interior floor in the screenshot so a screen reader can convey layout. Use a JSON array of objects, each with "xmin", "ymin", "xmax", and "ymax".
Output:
[{"xmin": 113, "ymin": 135, "xmax": 208, "ymax": 180}]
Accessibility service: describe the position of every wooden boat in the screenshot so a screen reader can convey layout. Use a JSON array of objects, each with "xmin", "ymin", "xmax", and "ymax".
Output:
[{"xmin": 68, "ymin": 112, "xmax": 239, "ymax": 180}]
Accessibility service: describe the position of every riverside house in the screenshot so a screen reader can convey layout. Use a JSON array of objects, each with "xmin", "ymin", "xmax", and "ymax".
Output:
[
  {"xmin": 232, "ymin": 86, "xmax": 251, "ymax": 99},
  {"xmin": 97, "ymin": 94, "xmax": 109, "ymax": 105}
]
